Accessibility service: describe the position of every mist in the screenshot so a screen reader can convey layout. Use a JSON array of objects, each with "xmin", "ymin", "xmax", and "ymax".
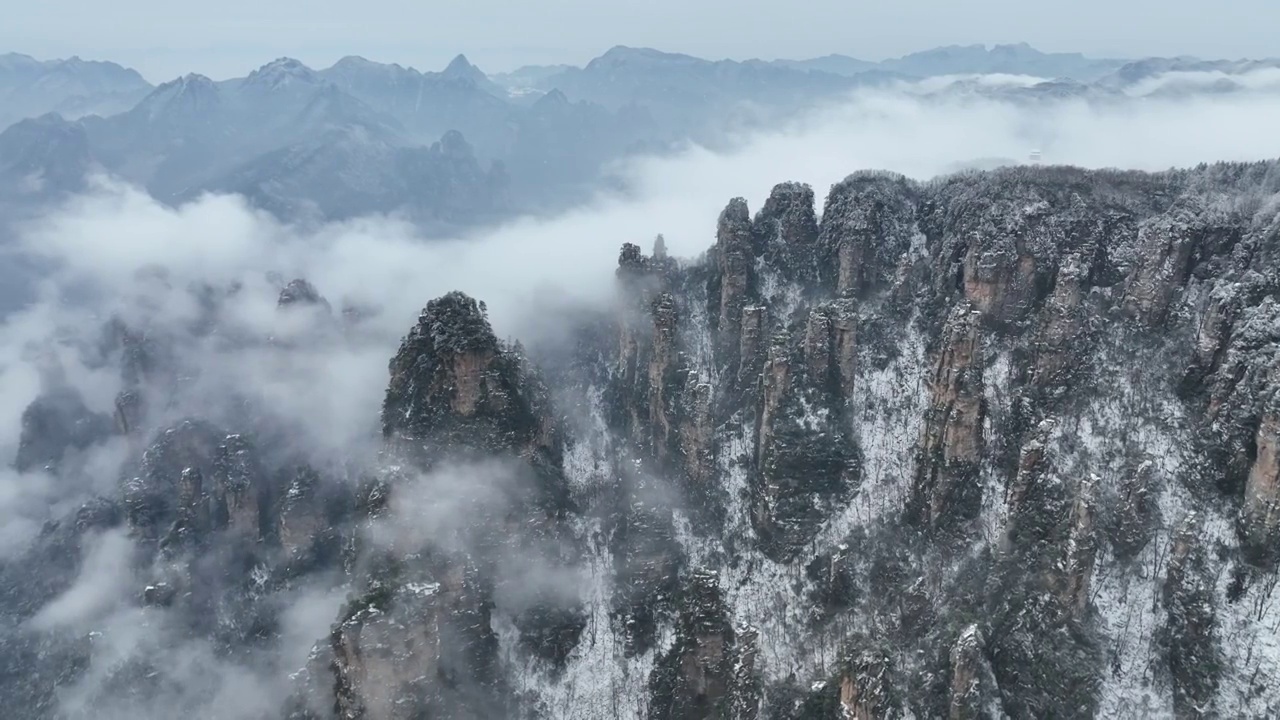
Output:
[
  {"xmin": 7, "ymin": 79, "xmax": 1280, "ymax": 547},
  {"xmin": 3, "ymin": 79, "xmax": 1280, "ymax": 717}
]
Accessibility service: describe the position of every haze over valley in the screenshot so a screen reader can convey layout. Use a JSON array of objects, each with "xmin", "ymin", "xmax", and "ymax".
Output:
[{"xmin": 4, "ymin": 25, "xmax": 1280, "ymax": 720}]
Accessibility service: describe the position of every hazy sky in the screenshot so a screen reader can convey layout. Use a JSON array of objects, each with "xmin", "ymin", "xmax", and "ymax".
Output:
[{"xmin": 3, "ymin": 0, "xmax": 1278, "ymax": 82}]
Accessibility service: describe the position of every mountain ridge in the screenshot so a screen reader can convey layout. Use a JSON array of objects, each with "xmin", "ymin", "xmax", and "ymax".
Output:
[{"xmin": 6, "ymin": 159, "xmax": 1280, "ymax": 717}]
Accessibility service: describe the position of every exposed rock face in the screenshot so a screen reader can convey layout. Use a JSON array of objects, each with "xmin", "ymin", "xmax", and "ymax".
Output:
[
  {"xmin": 751, "ymin": 302, "xmax": 861, "ymax": 558},
  {"xmin": 817, "ymin": 173, "xmax": 918, "ymax": 298},
  {"xmin": 210, "ymin": 433, "xmax": 270, "ymax": 541},
  {"xmin": 1108, "ymin": 459, "xmax": 1161, "ymax": 561},
  {"xmin": 328, "ymin": 559, "xmax": 505, "ymax": 720},
  {"xmin": 647, "ymin": 569, "xmax": 758, "ymax": 720},
  {"xmin": 1031, "ymin": 253, "xmax": 1089, "ymax": 387},
  {"xmin": 948, "ymin": 626, "xmax": 1000, "ymax": 720},
  {"xmin": 713, "ymin": 198, "xmax": 755, "ymax": 364},
  {"xmin": 382, "ymin": 291, "xmax": 561, "ymax": 477},
  {"xmin": 607, "ymin": 489, "xmax": 685, "ymax": 657},
  {"xmin": 837, "ymin": 650, "xmax": 899, "ymax": 720},
  {"xmin": 314, "ymin": 290, "xmax": 579, "ymax": 716},
  {"xmin": 1242, "ymin": 401, "xmax": 1280, "ymax": 562},
  {"xmin": 278, "ymin": 278, "xmax": 330, "ymax": 308},
  {"xmin": 753, "ymin": 182, "xmax": 819, "ymax": 285},
  {"xmin": 121, "ymin": 419, "xmax": 227, "ymax": 541},
  {"xmin": 910, "ymin": 303, "xmax": 984, "ymax": 529},
  {"xmin": 15, "ymin": 162, "xmax": 1280, "ymax": 719},
  {"xmin": 1160, "ymin": 514, "xmax": 1221, "ymax": 718},
  {"xmin": 1062, "ymin": 474, "xmax": 1100, "ymax": 617}
]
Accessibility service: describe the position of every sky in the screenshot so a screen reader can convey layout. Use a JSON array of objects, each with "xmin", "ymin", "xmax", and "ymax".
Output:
[{"xmin": 3, "ymin": 0, "xmax": 1278, "ymax": 82}]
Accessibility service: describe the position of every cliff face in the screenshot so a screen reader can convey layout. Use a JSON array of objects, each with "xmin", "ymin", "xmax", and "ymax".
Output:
[
  {"xmin": 560, "ymin": 162, "xmax": 1280, "ymax": 718},
  {"xmin": 10, "ymin": 161, "xmax": 1280, "ymax": 719}
]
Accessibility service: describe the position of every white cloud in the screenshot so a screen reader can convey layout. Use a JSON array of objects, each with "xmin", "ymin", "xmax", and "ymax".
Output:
[
  {"xmin": 30, "ymin": 527, "xmax": 134, "ymax": 629},
  {"xmin": 3, "ymin": 79, "xmax": 1280, "ymax": 717},
  {"xmin": 1127, "ymin": 67, "xmax": 1280, "ymax": 97}
]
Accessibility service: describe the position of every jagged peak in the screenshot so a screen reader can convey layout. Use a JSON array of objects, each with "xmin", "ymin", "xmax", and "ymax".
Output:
[
  {"xmin": 719, "ymin": 197, "xmax": 751, "ymax": 226},
  {"xmin": 411, "ymin": 291, "xmax": 497, "ymax": 355},
  {"xmin": 142, "ymin": 73, "xmax": 219, "ymax": 106},
  {"xmin": 533, "ymin": 88, "xmax": 570, "ymax": 109},
  {"xmin": 761, "ymin": 181, "xmax": 815, "ymax": 211},
  {"xmin": 277, "ymin": 278, "xmax": 328, "ymax": 308},
  {"xmin": 154, "ymin": 72, "xmax": 217, "ymax": 92},
  {"xmin": 324, "ymin": 55, "xmax": 422, "ymax": 84},
  {"xmin": 134, "ymin": 73, "xmax": 221, "ymax": 117},
  {"xmin": 442, "ymin": 53, "xmax": 480, "ymax": 77},
  {"xmin": 243, "ymin": 57, "xmax": 319, "ymax": 89}
]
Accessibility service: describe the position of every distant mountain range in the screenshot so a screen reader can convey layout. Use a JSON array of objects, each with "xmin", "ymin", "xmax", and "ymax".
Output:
[{"xmin": 2, "ymin": 43, "xmax": 1279, "ymax": 229}]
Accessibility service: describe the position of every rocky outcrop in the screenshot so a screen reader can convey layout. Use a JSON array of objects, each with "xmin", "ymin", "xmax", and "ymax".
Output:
[
  {"xmin": 911, "ymin": 303, "xmax": 984, "ymax": 529},
  {"xmin": 1159, "ymin": 514, "xmax": 1221, "ymax": 719},
  {"xmin": 329, "ymin": 559, "xmax": 505, "ymax": 720},
  {"xmin": 948, "ymin": 626, "xmax": 1000, "ymax": 720},
  {"xmin": 752, "ymin": 182, "xmax": 819, "ymax": 286},
  {"xmin": 161, "ymin": 466, "xmax": 211, "ymax": 550},
  {"xmin": 1031, "ymin": 253, "xmax": 1088, "ymax": 387},
  {"xmin": 1061, "ymin": 474, "xmax": 1100, "ymax": 617},
  {"xmin": 1107, "ymin": 459, "xmax": 1161, "ymax": 561},
  {"xmin": 818, "ymin": 173, "xmax": 918, "ymax": 298},
  {"xmin": 382, "ymin": 291, "xmax": 562, "ymax": 485},
  {"xmin": 1242, "ymin": 400, "xmax": 1280, "ymax": 563},
  {"xmin": 17, "ymin": 162, "xmax": 1280, "ymax": 719},
  {"xmin": 277, "ymin": 465, "xmax": 334, "ymax": 559},
  {"xmin": 1001, "ymin": 417, "xmax": 1056, "ymax": 548},
  {"xmin": 647, "ymin": 569, "xmax": 758, "ymax": 720},
  {"xmin": 210, "ymin": 434, "xmax": 270, "ymax": 541},
  {"xmin": 1121, "ymin": 202, "xmax": 1213, "ymax": 324},
  {"xmin": 608, "ymin": 483, "xmax": 686, "ymax": 657},
  {"xmin": 752, "ymin": 303, "xmax": 861, "ymax": 558},
  {"xmin": 736, "ymin": 305, "xmax": 767, "ymax": 391},
  {"xmin": 319, "ymin": 290, "xmax": 582, "ymax": 715},
  {"xmin": 713, "ymin": 198, "xmax": 755, "ymax": 365},
  {"xmin": 645, "ymin": 292, "xmax": 680, "ymax": 463},
  {"xmin": 121, "ymin": 419, "xmax": 227, "ymax": 541},
  {"xmin": 278, "ymin": 278, "xmax": 330, "ymax": 308},
  {"xmin": 837, "ymin": 650, "xmax": 899, "ymax": 720}
]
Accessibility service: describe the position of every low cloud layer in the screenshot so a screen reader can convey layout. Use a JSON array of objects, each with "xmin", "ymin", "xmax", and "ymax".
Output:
[
  {"xmin": 6, "ymin": 79, "xmax": 1280, "ymax": 552},
  {"xmin": 2, "ymin": 81, "xmax": 1280, "ymax": 717}
]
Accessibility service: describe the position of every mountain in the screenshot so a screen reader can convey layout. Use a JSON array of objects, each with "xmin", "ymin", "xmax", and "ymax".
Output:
[
  {"xmin": 3, "ymin": 43, "xmax": 1279, "ymax": 234},
  {"xmin": 759, "ymin": 53, "xmax": 880, "ymax": 77},
  {"xmin": 502, "ymin": 88, "xmax": 662, "ymax": 206},
  {"xmin": 0, "ymin": 53, "xmax": 152, "ymax": 129},
  {"xmin": 77, "ymin": 60, "xmax": 477, "ymax": 211},
  {"xmin": 196, "ymin": 128, "xmax": 508, "ymax": 227},
  {"xmin": 494, "ymin": 42, "xmax": 1126, "ymax": 97},
  {"xmin": 1096, "ymin": 56, "xmax": 1280, "ymax": 96},
  {"xmin": 527, "ymin": 46, "xmax": 871, "ymax": 141},
  {"xmin": 440, "ymin": 53, "xmax": 509, "ymax": 98},
  {"xmin": 0, "ymin": 113, "xmax": 95, "ymax": 200},
  {"xmin": 0, "ymin": 52, "xmax": 667, "ymax": 225},
  {"xmin": 7, "ymin": 160, "xmax": 1280, "ymax": 717},
  {"xmin": 880, "ymin": 42, "xmax": 1125, "ymax": 80},
  {"xmin": 317, "ymin": 54, "xmax": 514, "ymax": 150},
  {"xmin": 490, "ymin": 63, "xmax": 577, "ymax": 95}
]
